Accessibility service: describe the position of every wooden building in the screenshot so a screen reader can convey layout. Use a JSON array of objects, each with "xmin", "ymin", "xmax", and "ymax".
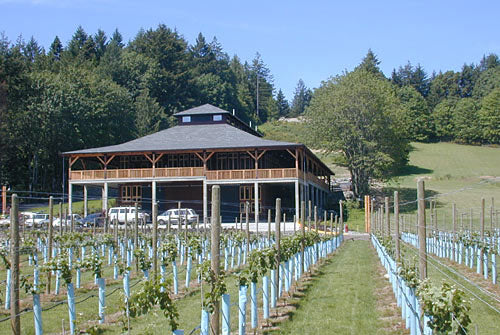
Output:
[{"xmin": 63, "ymin": 104, "xmax": 337, "ymax": 222}]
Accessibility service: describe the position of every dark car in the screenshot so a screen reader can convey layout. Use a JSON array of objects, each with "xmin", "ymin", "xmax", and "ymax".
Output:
[{"xmin": 82, "ymin": 213, "xmax": 105, "ymax": 227}]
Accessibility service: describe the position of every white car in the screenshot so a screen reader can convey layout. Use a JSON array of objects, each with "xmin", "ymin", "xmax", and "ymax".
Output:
[
  {"xmin": 108, "ymin": 207, "xmax": 147, "ymax": 224},
  {"xmin": 51, "ymin": 214, "xmax": 84, "ymax": 227},
  {"xmin": 26, "ymin": 213, "xmax": 49, "ymax": 227},
  {"xmin": 157, "ymin": 208, "xmax": 198, "ymax": 226}
]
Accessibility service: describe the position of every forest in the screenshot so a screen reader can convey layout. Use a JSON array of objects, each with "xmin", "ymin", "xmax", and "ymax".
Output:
[{"xmin": 0, "ymin": 24, "xmax": 499, "ymax": 193}]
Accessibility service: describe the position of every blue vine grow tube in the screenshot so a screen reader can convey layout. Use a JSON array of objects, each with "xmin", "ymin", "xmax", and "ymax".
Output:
[
  {"xmin": 98, "ymin": 277, "xmax": 106, "ymax": 324},
  {"xmin": 5, "ymin": 269, "xmax": 11, "ymax": 310},
  {"xmin": 200, "ymin": 309, "xmax": 209, "ymax": 335},
  {"xmin": 238, "ymin": 285, "xmax": 248, "ymax": 335},
  {"xmin": 185, "ymin": 252, "xmax": 192, "ymax": 288},
  {"xmin": 33, "ymin": 293, "xmax": 42, "ymax": 335},
  {"xmin": 67, "ymin": 282, "xmax": 76, "ymax": 335},
  {"xmin": 251, "ymin": 282, "xmax": 257, "ymax": 329},
  {"xmin": 262, "ymin": 276, "xmax": 269, "ymax": 319},
  {"xmin": 172, "ymin": 260, "xmax": 178, "ymax": 294},
  {"xmin": 222, "ymin": 293, "xmax": 231, "ymax": 335}
]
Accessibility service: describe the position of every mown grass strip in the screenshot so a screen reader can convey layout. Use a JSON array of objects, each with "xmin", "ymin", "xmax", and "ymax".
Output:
[{"xmin": 268, "ymin": 239, "xmax": 405, "ymax": 335}]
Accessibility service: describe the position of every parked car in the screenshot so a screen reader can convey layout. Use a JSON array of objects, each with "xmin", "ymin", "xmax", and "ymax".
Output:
[
  {"xmin": 45, "ymin": 214, "xmax": 84, "ymax": 228},
  {"xmin": 108, "ymin": 207, "xmax": 148, "ymax": 224},
  {"xmin": 157, "ymin": 208, "xmax": 198, "ymax": 226},
  {"xmin": 26, "ymin": 213, "xmax": 49, "ymax": 228},
  {"xmin": 0, "ymin": 216, "xmax": 10, "ymax": 228},
  {"xmin": 82, "ymin": 212, "xmax": 105, "ymax": 227}
]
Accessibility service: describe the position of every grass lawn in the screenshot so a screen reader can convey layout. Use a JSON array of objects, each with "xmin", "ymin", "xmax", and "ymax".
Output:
[{"xmin": 269, "ymin": 239, "xmax": 407, "ymax": 335}]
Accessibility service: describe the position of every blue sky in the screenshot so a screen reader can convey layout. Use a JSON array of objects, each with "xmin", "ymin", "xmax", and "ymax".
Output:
[{"xmin": 1, "ymin": 0, "xmax": 499, "ymax": 101}]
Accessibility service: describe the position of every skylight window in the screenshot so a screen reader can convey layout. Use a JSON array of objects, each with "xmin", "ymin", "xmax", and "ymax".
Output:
[
  {"xmin": 182, "ymin": 116, "xmax": 191, "ymax": 123},
  {"xmin": 213, "ymin": 114, "xmax": 222, "ymax": 121}
]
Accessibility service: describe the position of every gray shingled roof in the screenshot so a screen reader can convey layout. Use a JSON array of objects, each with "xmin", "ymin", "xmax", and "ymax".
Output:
[
  {"xmin": 63, "ymin": 123, "xmax": 299, "ymax": 155},
  {"xmin": 174, "ymin": 104, "xmax": 231, "ymax": 116}
]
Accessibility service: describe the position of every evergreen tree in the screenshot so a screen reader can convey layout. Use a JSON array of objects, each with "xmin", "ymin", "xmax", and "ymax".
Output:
[
  {"xmin": 391, "ymin": 62, "xmax": 429, "ymax": 97},
  {"xmin": 67, "ymin": 25, "xmax": 88, "ymax": 57},
  {"xmin": 355, "ymin": 49, "xmax": 385, "ymax": 78},
  {"xmin": 23, "ymin": 36, "xmax": 43, "ymax": 63},
  {"xmin": 249, "ymin": 52, "xmax": 275, "ymax": 123},
  {"xmin": 276, "ymin": 89, "xmax": 290, "ymax": 118},
  {"xmin": 289, "ymin": 79, "xmax": 312, "ymax": 117},
  {"xmin": 94, "ymin": 29, "xmax": 108, "ymax": 60},
  {"xmin": 48, "ymin": 36, "xmax": 63, "ymax": 61}
]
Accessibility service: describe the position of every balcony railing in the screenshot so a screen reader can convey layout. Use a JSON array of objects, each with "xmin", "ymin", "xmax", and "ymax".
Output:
[{"xmin": 69, "ymin": 167, "xmax": 329, "ymax": 189}]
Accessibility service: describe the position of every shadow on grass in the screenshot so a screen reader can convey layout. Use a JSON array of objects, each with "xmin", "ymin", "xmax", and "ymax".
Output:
[{"xmin": 397, "ymin": 164, "xmax": 433, "ymax": 177}]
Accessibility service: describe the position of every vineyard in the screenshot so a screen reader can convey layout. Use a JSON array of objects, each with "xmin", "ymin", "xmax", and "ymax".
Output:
[{"xmin": 0, "ymin": 187, "xmax": 344, "ymax": 334}]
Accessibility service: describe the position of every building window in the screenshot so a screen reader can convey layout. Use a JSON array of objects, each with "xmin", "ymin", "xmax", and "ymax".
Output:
[
  {"xmin": 182, "ymin": 116, "xmax": 191, "ymax": 123},
  {"xmin": 213, "ymin": 114, "xmax": 222, "ymax": 121},
  {"xmin": 121, "ymin": 185, "xmax": 142, "ymax": 203}
]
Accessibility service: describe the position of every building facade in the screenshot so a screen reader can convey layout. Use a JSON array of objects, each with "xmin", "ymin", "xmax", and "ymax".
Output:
[{"xmin": 63, "ymin": 104, "xmax": 339, "ymax": 222}]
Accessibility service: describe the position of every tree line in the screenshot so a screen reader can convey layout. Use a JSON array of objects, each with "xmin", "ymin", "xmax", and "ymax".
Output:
[
  {"xmin": 0, "ymin": 24, "xmax": 285, "ymax": 192},
  {"xmin": 306, "ymin": 50, "xmax": 499, "ymax": 198}
]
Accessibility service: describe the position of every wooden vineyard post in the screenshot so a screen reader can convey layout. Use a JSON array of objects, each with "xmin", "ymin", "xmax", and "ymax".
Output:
[
  {"xmin": 301, "ymin": 201, "xmax": 305, "ymax": 272},
  {"xmin": 491, "ymin": 197, "xmax": 495, "ymax": 232},
  {"xmin": 452, "ymin": 203, "xmax": 457, "ymax": 261},
  {"xmin": 394, "ymin": 191, "xmax": 400, "ymax": 261},
  {"xmin": 339, "ymin": 200, "xmax": 343, "ymax": 233},
  {"xmin": 58, "ymin": 202, "xmax": 63, "ymax": 236},
  {"xmin": 370, "ymin": 198, "xmax": 374, "ymax": 234},
  {"xmin": 10, "ymin": 194, "xmax": 20, "ymax": 335},
  {"xmin": 152, "ymin": 202, "xmax": 158, "ymax": 280},
  {"xmin": 330, "ymin": 212, "xmax": 333, "ymax": 236},
  {"xmin": 385, "ymin": 197, "xmax": 390, "ymax": 238},
  {"xmin": 47, "ymin": 196, "xmax": 54, "ymax": 294},
  {"xmin": 275, "ymin": 198, "xmax": 281, "ymax": 302},
  {"xmin": 314, "ymin": 206, "xmax": 317, "ymax": 231},
  {"xmin": 417, "ymin": 179, "xmax": 427, "ymax": 280},
  {"xmin": 210, "ymin": 185, "xmax": 221, "ymax": 335},
  {"xmin": 134, "ymin": 202, "xmax": 139, "ymax": 255},
  {"xmin": 308, "ymin": 200, "xmax": 312, "ymax": 231},
  {"xmin": 245, "ymin": 201, "xmax": 250, "ymax": 253},
  {"xmin": 480, "ymin": 198, "xmax": 485, "ymax": 275},
  {"xmin": 267, "ymin": 209, "xmax": 271, "ymax": 243},
  {"xmin": 124, "ymin": 208, "xmax": 128, "ymax": 245}
]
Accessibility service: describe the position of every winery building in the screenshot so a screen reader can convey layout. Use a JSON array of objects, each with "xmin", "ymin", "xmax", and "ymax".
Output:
[{"xmin": 63, "ymin": 104, "xmax": 339, "ymax": 222}]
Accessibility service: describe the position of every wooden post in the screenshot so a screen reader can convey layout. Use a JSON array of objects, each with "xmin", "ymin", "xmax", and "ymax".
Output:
[
  {"xmin": 385, "ymin": 197, "xmax": 390, "ymax": 237},
  {"xmin": 47, "ymin": 196, "xmax": 54, "ymax": 294},
  {"xmin": 134, "ymin": 202, "xmax": 139, "ymax": 253},
  {"xmin": 10, "ymin": 194, "xmax": 20, "ymax": 335},
  {"xmin": 301, "ymin": 200, "xmax": 305, "ymax": 272},
  {"xmin": 330, "ymin": 212, "xmax": 333, "ymax": 236},
  {"xmin": 1, "ymin": 185, "xmax": 6, "ymax": 215},
  {"xmin": 152, "ymin": 202, "xmax": 158, "ymax": 281},
  {"xmin": 314, "ymin": 206, "xmax": 317, "ymax": 231},
  {"xmin": 370, "ymin": 198, "xmax": 374, "ymax": 234},
  {"xmin": 490, "ymin": 197, "xmax": 494, "ymax": 232},
  {"xmin": 58, "ymin": 202, "xmax": 63, "ymax": 236},
  {"xmin": 210, "ymin": 185, "xmax": 221, "ymax": 335},
  {"xmin": 417, "ymin": 179, "xmax": 427, "ymax": 280},
  {"xmin": 394, "ymin": 191, "xmax": 400, "ymax": 261},
  {"xmin": 245, "ymin": 201, "xmax": 250, "ymax": 253},
  {"xmin": 267, "ymin": 209, "xmax": 271, "ymax": 243},
  {"xmin": 124, "ymin": 208, "xmax": 128, "ymax": 245},
  {"xmin": 480, "ymin": 198, "xmax": 485, "ymax": 275},
  {"xmin": 275, "ymin": 198, "xmax": 281, "ymax": 299},
  {"xmin": 452, "ymin": 203, "xmax": 457, "ymax": 261},
  {"xmin": 308, "ymin": 200, "xmax": 312, "ymax": 231},
  {"xmin": 339, "ymin": 200, "xmax": 344, "ymax": 231}
]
